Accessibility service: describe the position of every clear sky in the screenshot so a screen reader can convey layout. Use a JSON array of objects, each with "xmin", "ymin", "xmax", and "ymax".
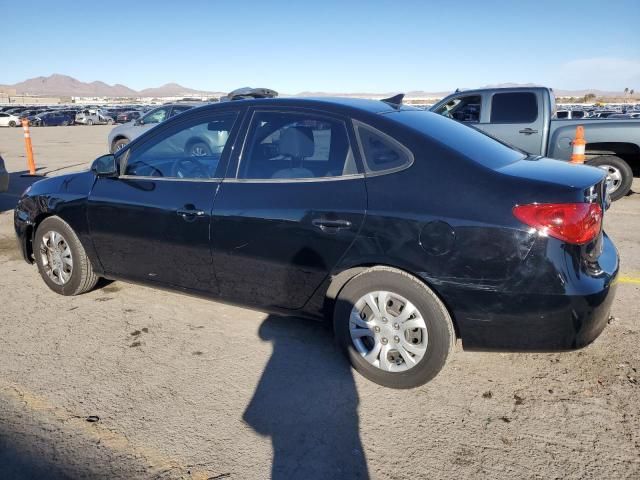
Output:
[{"xmin": 2, "ymin": 0, "xmax": 639, "ymax": 93}]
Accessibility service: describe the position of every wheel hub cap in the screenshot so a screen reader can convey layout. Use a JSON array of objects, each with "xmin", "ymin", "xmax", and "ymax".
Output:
[
  {"xmin": 349, "ymin": 291, "xmax": 428, "ymax": 373},
  {"xmin": 40, "ymin": 230, "xmax": 73, "ymax": 285}
]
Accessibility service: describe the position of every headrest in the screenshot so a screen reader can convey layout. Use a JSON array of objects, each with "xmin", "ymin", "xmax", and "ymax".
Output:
[{"xmin": 279, "ymin": 126, "xmax": 314, "ymax": 158}]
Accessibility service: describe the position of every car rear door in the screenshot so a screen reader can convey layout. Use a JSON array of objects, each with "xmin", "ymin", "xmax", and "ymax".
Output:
[
  {"xmin": 476, "ymin": 91, "xmax": 545, "ymax": 155},
  {"xmin": 87, "ymin": 107, "xmax": 243, "ymax": 293},
  {"xmin": 211, "ymin": 107, "xmax": 367, "ymax": 310}
]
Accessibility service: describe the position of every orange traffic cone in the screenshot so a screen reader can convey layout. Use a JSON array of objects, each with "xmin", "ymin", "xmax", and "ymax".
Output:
[
  {"xmin": 21, "ymin": 118, "xmax": 37, "ymax": 175},
  {"xmin": 570, "ymin": 126, "xmax": 586, "ymax": 164}
]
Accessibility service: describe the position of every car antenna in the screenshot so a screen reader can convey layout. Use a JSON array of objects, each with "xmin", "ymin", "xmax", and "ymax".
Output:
[{"xmin": 381, "ymin": 93, "xmax": 404, "ymax": 107}]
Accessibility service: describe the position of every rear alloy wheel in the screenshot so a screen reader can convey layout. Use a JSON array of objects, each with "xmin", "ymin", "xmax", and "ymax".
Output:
[
  {"xmin": 587, "ymin": 155, "xmax": 633, "ymax": 201},
  {"xmin": 334, "ymin": 267, "xmax": 454, "ymax": 388},
  {"xmin": 34, "ymin": 216, "xmax": 99, "ymax": 296}
]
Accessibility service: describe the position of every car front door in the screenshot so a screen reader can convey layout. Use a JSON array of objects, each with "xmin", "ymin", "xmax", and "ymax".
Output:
[
  {"xmin": 211, "ymin": 108, "xmax": 367, "ymax": 310},
  {"xmin": 87, "ymin": 108, "xmax": 243, "ymax": 293}
]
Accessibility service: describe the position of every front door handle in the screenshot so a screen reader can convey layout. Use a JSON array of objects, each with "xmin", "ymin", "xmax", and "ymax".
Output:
[
  {"xmin": 312, "ymin": 218, "xmax": 352, "ymax": 233},
  {"xmin": 177, "ymin": 207, "xmax": 206, "ymax": 222},
  {"xmin": 519, "ymin": 128, "xmax": 539, "ymax": 135}
]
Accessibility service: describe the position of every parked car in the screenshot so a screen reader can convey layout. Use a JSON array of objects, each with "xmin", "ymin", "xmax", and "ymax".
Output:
[
  {"xmin": 430, "ymin": 87, "xmax": 640, "ymax": 200},
  {"xmin": 30, "ymin": 111, "xmax": 74, "ymax": 127},
  {"xmin": 0, "ymin": 154, "xmax": 8, "ymax": 192},
  {"xmin": 15, "ymin": 93, "xmax": 618, "ymax": 389},
  {"xmin": 116, "ymin": 110, "xmax": 141, "ymax": 123},
  {"xmin": 107, "ymin": 103, "xmax": 200, "ymax": 152},
  {"xmin": 75, "ymin": 109, "xmax": 114, "ymax": 126},
  {"xmin": 556, "ymin": 110, "xmax": 588, "ymax": 119},
  {"xmin": 19, "ymin": 109, "xmax": 47, "ymax": 119},
  {"xmin": 0, "ymin": 112, "xmax": 21, "ymax": 127}
]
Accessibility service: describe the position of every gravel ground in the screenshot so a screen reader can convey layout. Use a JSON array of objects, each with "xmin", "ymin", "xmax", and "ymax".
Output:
[{"xmin": 0, "ymin": 125, "xmax": 639, "ymax": 479}]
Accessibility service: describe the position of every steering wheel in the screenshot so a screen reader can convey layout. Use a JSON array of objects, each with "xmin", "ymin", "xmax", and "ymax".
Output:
[
  {"xmin": 128, "ymin": 160, "xmax": 164, "ymax": 177},
  {"xmin": 171, "ymin": 157, "xmax": 209, "ymax": 179}
]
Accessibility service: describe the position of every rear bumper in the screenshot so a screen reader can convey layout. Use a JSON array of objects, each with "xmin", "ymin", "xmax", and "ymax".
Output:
[{"xmin": 437, "ymin": 234, "xmax": 619, "ymax": 351}]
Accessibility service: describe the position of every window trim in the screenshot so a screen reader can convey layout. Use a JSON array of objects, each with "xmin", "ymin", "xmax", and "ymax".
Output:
[
  {"xmin": 489, "ymin": 91, "xmax": 539, "ymax": 124},
  {"xmin": 233, "ymin": 108, "xmax": 364, "ymax": 183},
  {"xmin": 435, "ymin": 95, "xmax": 482, "ymax": 124},
  {"xmin": 352, "ymin": 120, "xmax": 415, "ymax": 177},
  {"xmin": 120, "ymin": 109, "xmax": 240, "ymax": 181}
]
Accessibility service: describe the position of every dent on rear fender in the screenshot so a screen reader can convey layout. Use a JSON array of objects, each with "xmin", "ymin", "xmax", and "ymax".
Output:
[{"xmin": 347, "ymin": 221, "xmax": 538, "ymax": 293}]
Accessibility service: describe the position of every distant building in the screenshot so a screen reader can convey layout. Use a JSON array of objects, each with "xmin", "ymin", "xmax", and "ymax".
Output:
[{"xmin": 0, "ymin": 93, "xmax": 65, "ymax": 104}]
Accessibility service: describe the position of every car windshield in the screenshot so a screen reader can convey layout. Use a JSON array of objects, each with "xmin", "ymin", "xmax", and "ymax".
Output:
[{"xmin": 390, "ymin": 110, "xmax": 526, "ymax": 168}]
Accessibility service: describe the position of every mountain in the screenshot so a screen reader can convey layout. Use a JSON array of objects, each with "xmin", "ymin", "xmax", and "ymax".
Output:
[
  {"xmin": 1, "ymin": 74, "xmax": 218, "ymax": 97},
  {"xmin": 1, "ymin": 75, "xmax": 634, "ymax": 99},
  {"xmin": 138, "ymin": 83, "xmax": 220, "ymax": 97}
]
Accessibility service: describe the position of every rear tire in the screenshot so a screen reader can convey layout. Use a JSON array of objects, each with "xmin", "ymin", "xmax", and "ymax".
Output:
[
  {"xmin": 587, "ymin": 155, "xmax": 633, "ymax": 201},
  {"xmin": 333, "ymin": 266, "xmax": 454, "ymax": 389},
  {"xmin": 34, "ymin": 216, "xmax": 99, "ymax": 296}
]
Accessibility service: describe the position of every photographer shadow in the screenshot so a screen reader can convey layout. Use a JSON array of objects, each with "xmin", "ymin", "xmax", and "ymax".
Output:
[{"xmin": 243, "ymin": 314, "xmax": 369, "ymax": 479}]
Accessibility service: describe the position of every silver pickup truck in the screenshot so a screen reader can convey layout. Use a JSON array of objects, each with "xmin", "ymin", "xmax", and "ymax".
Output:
[{"xmin": 430, "ymin": 86, "xmax": 640, "ymax": 200}]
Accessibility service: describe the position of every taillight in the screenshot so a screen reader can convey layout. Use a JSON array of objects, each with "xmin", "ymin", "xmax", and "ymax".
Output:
[{"xmin": 513, "ymin": 203, "xmax": 602, "ymax": 244}]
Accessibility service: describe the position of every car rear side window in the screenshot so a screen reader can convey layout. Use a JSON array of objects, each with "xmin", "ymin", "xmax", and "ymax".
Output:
[
  {"xmin": 490, "ymin": 92, "xmax": 538, "ymax": 123},
  {"xmin": 354, "ymin": 121, "xmax": 414, "ymax": 174},
  {"xmin": 238, "ymin": 111, "xmax": 357, "ymax": 180}
]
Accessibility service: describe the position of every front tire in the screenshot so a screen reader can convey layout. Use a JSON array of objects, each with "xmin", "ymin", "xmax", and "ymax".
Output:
[
  {"xmin": 86, "ymin": 119, "xmax": 94, "ymax": 126},
  {"xmin": 34, "ymin": 216, "xmax": 99, "ymax": 296},
  {"xmin": 8, "ymin": 121, "xmax": 16, "ymax": 127},
  {"xmin": 587, "ymin": 155, "xmax": 633, "ymax": 201},
  {"xmin": 334, "ymin": 267, "xmax": 454, "ymax": 389}
]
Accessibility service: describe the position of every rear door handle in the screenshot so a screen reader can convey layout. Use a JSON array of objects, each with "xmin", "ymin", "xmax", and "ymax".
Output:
[
  {"xmin": 519, "ymin": 128, "xmax": 538, "ymax": 135},
  {"xmin": 312, "ymin": 218, "xmax": 352, "ymax": 233}
]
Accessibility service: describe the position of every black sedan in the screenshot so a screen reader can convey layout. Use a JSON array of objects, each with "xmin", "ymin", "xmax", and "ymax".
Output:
[{"xmin": 14, "ymin": 95, "xmax": 618, "ymax": 388}]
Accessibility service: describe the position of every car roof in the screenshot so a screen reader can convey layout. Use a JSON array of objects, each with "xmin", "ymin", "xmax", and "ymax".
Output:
[
  {"xmin": 444, "ymin": 86, "xmax": 552, "ymax": 96},
  {"xmin": 197, "ymin": 96, "xmax": 419, "ymax": 115}
]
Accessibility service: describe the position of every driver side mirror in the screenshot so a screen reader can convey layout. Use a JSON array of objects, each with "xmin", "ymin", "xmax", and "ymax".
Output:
[{"xmin": 91, "ymin": 154, "xmax": 118, "ymax": 177}]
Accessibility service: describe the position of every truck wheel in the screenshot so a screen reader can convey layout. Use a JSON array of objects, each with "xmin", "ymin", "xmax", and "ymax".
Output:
[
  {"xmin": 111, "ymin": 138, "xmax": 130, "ymax": 153},
  {"xmin": 333, "ymin": 266, "xmax": 455, "ymax": 389},
  {"xmin": 588, "ymin": 155, "xmax": 633, "ymax": 201}
]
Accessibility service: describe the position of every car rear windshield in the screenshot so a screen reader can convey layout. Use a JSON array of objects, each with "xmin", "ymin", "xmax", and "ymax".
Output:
[{"xmin": 389, "ymin": 110, "xmax": 526, "ymax": 168}]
